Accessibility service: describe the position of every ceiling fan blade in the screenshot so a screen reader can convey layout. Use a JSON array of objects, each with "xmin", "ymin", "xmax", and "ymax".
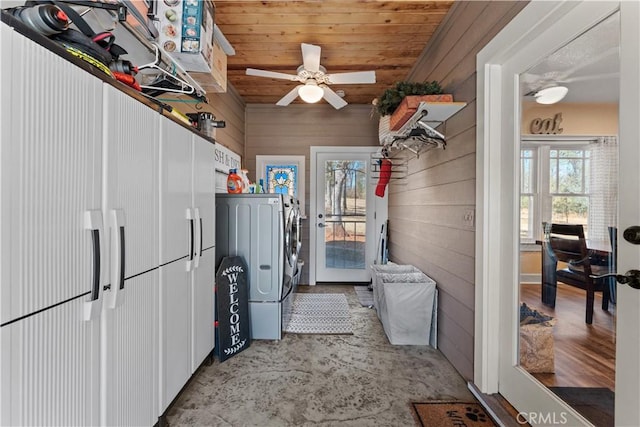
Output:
[
  {"xmin": 301, "ymin": 43, "xmax": 321, "ymax": 73},
  {"xmin": 321, "ymin": 85, "xmax": 347, "ymax": 110},
  {"xmin": 326, "ymin": 71, "xmax": 376, "ymax": 84},
  {"xmin": 246, "ymin": 68, "xmax": 299, "ymax": 81},
  {"xmin": 276, "ymin": 85, "xmax": 303, "ymax": 106}
]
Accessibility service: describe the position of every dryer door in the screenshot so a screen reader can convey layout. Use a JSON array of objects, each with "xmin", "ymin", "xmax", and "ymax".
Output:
[{"xmin": 285, "ymin": 208, "xmax": 297, "ymax": 270}]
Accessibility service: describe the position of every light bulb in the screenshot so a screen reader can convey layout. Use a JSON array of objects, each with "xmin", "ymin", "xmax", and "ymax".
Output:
[{"xmin": 298, "ymin": 81, "xmax": 324, "ymax": 103}]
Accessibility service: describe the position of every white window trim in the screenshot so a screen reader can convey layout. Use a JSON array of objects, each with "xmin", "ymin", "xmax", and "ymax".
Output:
[{"xmin": 255, "ymin": 155, "xmax": 306, "ymax": 217}]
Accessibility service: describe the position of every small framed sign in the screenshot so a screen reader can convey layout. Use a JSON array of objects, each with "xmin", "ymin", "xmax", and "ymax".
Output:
[{"xmin": 215, "ymin": 256, "xmax": 250, "ymax": 362}]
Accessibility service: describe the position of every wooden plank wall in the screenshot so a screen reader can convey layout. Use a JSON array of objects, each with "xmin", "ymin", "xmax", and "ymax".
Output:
[
  {"xmin": 244, "ymin": 104, "xmax": 379, "ymax": 284},
  {"xmin": 387, "ymin": 1, "xmax": 528, "ymax": 380},
  {"xmin": 208, "ymin": 84, "xmax": 246, "ymax": 156}
]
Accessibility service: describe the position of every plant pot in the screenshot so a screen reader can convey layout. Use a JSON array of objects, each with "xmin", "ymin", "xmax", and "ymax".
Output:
[{"xmin": 389, "ymin": 94, "xmax": 454, "ymax": 130}]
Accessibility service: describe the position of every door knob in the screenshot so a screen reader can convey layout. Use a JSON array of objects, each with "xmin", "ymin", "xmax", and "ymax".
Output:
[
  {"xmin": 623, "ymin": 226, "xmax": 640, "ymax": 244},
  {"xmin": 591, "ymin": 270, "xmax": 640, "ymax": 290},
  {"xmin": 318, "ymin": 223, "xmax": 325, "ymax": 228}
]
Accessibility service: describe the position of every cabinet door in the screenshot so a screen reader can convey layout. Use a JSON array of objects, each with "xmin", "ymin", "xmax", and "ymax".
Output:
[
  {"xmin": 192, "ymin": 247, "xmax": 215, "ymax": 372},
  {"xmin": 100, "ymin": 86, "xmax": 159, "ymax": 425},
  {"xmin": 102, "ymin": 85, "xmax": 159, "ymax": 278},
  {"xmin": 0, "ymin": 24, "xmax": 102, "ymax": 427},
  {"xmin": 192, "ymin": 135, "xmax": 216, "ymax": 251},
  {"xmin": 159, "ymin": 261, "xmax": 191, "ymax": 412},
  {"xmin": 101, "ymin": 271, "xmax": 158, "ymax": 426},
  {"xmin": 159, "ymin": 118, "xmax": 192, "ymax": 265},
  {"xmin": 0, "ymin": 298, "xmax": 101, "ymax": 426},
  {"xmin": 0, "ymin": 22, "xmax": 102, "ymax": 324}
]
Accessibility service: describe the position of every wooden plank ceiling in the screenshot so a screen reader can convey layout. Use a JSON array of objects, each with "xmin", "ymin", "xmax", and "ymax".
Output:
[{"xmin": 214, "ymin": 0, "xmax": 455, "ymax": 107}]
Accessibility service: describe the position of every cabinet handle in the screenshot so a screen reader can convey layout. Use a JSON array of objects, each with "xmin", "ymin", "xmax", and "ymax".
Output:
[
  {"xmin": 186, "ymin": 208, "xmax": 195, "ymax": 271},
  {"xmin": 199, "ymin": 217, "xmax": 203, "ymax": 256},
  {"xmin": 107, "ymin": 209, "xmax": 126, "ymax": 309},
  {"xmin": 118, "ymin": 225, "xmax": 126, "ymax": 290},
  {"xmin": 189, "ymin": 218, "xmax": 195, "ymax": 261},
  {"xmin": 194, "ymin": 208, "xmax": 202, "ymax": 269},
  {"xmin": 90, "ymin": 229, "xmax": 101, "ymax": 300},
  {"xmin": 83, "ymin": 210, "xmax": 104, "ymax": 321}
]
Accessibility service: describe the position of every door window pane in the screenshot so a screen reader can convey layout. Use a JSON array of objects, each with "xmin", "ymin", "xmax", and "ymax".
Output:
[{"xmin": 323, "ymin": 160, "xmax": 367, "ymax": 269}]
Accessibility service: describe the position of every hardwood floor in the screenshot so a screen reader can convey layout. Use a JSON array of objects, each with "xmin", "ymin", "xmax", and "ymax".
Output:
[{"xmin": 520, "ymin": 282, "xmax": 616, "ymax": 391}]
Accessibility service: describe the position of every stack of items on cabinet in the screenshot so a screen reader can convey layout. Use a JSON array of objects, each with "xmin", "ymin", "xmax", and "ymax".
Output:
[{"xmin": 370, "ymin": 263, "xmax": 438, "ymax": 346}]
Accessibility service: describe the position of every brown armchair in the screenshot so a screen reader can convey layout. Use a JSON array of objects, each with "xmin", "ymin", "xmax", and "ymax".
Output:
[{"xmin": 541, "ymin": 222, "xmax": 612, "ymax": 324}]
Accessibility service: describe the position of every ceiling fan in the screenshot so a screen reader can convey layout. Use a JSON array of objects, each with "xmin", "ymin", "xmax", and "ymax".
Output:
[{"xmin": 246, "ymin": 43, "xmax": 376, "ymax": 110}]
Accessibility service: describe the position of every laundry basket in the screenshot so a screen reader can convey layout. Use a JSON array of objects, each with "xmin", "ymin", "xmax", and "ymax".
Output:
[
  {"xmin": 371, "ymin": 264, "xmax": 437, "ymax": 345},
  {"xmin": 371, "ymin": 263, "xmax": 421, "ymax": 317}
]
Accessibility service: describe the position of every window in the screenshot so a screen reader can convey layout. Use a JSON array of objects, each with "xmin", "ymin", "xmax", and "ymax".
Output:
[
  {"xmin": 256, "ymin": 155, "xmax": 306, "ymax": 217},
  {"xmin": 520, "ymin": 143, "xmax": 592, "ymax": 242},
  {"xmin": 549, "ymin": 149, "xmax": 590, "ymax": 232},
  {"xmin": 520, "ymin": 149, "xmax": 537, "ymax": 240},
  {"xmin": 265, "ymin": 164, "xmax": 298, "ymax": 196}
]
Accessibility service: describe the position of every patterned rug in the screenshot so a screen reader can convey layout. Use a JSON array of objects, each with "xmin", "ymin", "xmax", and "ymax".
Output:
[
  {"xmin": 284, "ymin": 293, "xmax": 353, "ymax": 334},
  {"xmin": 354, "ymin": 285, "xmax": 374, "ymax": 307},
  {"xmin": 412, "ymin": 402, "xmax": 496, "ymax": 427}
]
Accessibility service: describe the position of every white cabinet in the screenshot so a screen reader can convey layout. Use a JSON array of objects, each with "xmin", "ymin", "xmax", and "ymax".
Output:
[
  {"xmin": 1, "ymin": 21, "xmax": 215, "ymax": 426},
  {"xmin": 0, "ymin": 23, "xmax": 103, "ymax": 426},
  {"xmin": 100, "ymin": 85, "xmax": 159, "ymax": 426},
  {"xmin": 159, "ymin": 119, "xmax": 216, "ymax": 412}
]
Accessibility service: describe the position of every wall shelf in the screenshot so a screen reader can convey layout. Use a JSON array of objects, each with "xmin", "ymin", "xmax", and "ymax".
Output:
[{"xmin": 379, "ymin": 101, "xmax": 466, "ymax": 158}]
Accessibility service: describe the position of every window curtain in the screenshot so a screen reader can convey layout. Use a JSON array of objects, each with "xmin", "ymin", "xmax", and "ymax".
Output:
[{"xmin": 589, "ymin": 136, "xmax": 618, "ymax": 241}]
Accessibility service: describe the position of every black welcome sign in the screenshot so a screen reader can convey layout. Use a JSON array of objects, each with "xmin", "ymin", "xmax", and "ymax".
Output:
[{"xmin": 215, "ymin": 256, "xmax": 250, "ymax": 362}]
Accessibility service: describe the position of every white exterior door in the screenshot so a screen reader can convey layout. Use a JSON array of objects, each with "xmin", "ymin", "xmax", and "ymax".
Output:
[
  {"xmin": 310, "ymin": 147, "xmax": 386, "ymax": 284},
  {"xmin": 476, "ymin": 1, "xmax": 640, "ymax": 425}
]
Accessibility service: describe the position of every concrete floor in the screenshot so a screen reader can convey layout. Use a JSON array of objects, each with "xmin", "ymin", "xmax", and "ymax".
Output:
[{"xmin": 165, "ymin": 284, "xmax": 473, "ymax": 426}]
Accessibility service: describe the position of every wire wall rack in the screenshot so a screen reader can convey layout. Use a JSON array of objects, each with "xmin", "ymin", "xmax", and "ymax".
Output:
[
  {"xmin": 369, "ymin": 152, "xmax": 408, "ymax": 185},
  {"xmin": 379, "ymin": 101, "xmax": 466, "ymax": 159}
]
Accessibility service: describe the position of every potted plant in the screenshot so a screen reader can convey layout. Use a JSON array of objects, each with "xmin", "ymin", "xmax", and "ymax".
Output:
[{"xmin": 373, "ymin": 81, "xmax": 452, "ymax": 131}]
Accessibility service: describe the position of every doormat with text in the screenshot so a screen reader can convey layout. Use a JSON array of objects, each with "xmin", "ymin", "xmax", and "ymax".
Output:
[{"xmin": 412, "ymin": 401, "xmax": 497, "ymax": 427}]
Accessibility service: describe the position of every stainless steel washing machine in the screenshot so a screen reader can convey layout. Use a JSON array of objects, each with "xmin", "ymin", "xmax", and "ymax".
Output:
[{"xmin": 216, "ymin": 193, "xmax": 293, "ymax": 340}]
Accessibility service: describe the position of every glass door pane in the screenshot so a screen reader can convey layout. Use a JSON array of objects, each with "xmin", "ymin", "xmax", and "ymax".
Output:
[{"xmin": 323, "ymin": 160, "xmax": 367, "ymax": 270}]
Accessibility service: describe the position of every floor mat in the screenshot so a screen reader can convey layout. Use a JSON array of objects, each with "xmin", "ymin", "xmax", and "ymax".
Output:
[
  {"xmin": 284, "ymin": 293, "xmax": 353, "ymax": 334},
  {"xmin": 549, "ymin": 387, "xmax": 614, "ymax": 427},
  {"xmin": 412, "ymin": 402, "xmax": 496, "ymax": 427},
  {"xmin": 354, "ymin": 285, "xmax": 374, "ymax": 307}
]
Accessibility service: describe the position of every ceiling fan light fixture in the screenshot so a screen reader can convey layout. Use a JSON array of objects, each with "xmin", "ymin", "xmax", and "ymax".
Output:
[
  {"xmin": 535, "ymin": 86, "xmax": 569, "ymax": 104},
  {"xmin": 298, "ymin": 81, "xmax": 324, "ymax": 103}
]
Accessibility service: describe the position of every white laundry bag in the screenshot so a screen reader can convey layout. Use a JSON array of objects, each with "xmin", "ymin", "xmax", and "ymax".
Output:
[{"xmin": 371, "ymin": 264, "xmax": 437, "ymax": 345}]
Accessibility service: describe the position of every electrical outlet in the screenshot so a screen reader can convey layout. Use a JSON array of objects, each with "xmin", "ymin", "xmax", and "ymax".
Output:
[{"xmin": 463, "ymin": 209, "xmax": 475, "ymax": 228}]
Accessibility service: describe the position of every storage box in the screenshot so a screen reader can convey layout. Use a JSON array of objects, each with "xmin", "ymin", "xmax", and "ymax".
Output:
[
  {"xmin": 191, "ymin": 37, "xmax": 228, "ymax": 93},
  {"xmin": 155, "ymin": 0, "xmax": 215, "ymax": 73},
  {"xmin": 389, "ymin": 94, "xmax": 454, "ymax": 130}
]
